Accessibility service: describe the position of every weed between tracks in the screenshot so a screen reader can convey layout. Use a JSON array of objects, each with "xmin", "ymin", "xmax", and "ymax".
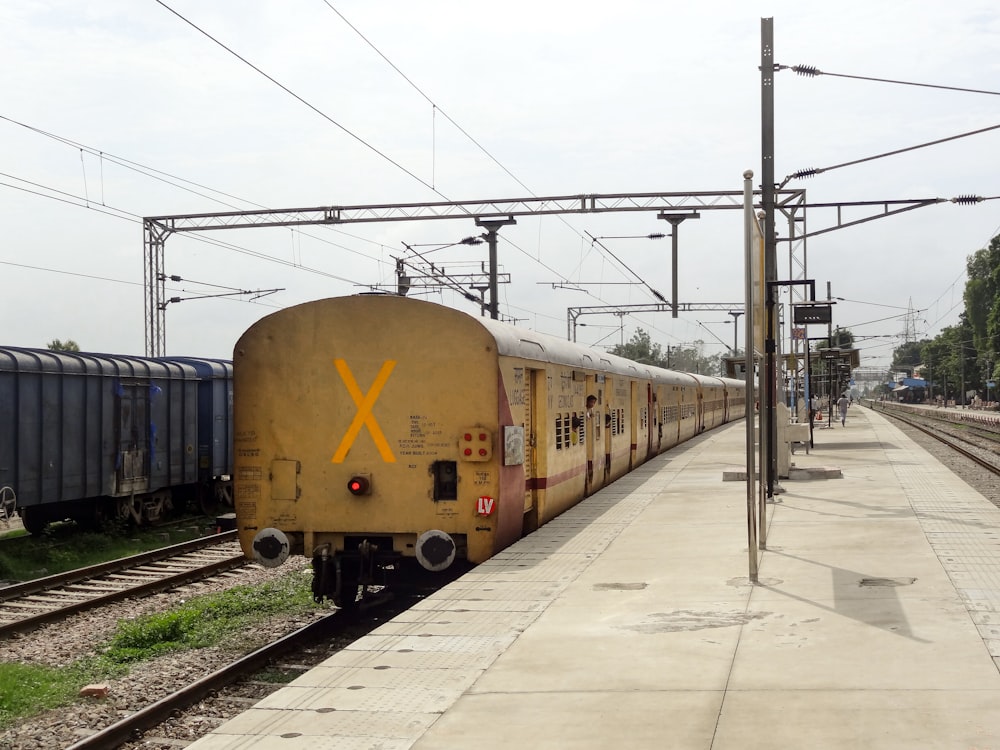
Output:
[
  {"xmin": 0, "ymin": 567, "xmax": 315, "ymax": 730},
  {"xmin": 0, "ymin": 519, "xmax": 214, "ymax": 582}
]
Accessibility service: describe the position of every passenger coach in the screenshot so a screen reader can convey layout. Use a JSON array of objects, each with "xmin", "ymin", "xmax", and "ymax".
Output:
[{"xmin": 234, "ymin": 295, "xmax": 745, "ymax": 606}]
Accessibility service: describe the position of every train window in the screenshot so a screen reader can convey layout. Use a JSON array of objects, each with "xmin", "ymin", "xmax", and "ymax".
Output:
[
  {"xmin": 555, "ymin": 415, "xmax": 563, "ymax": 450},
  {"xmin": 432, "ymin": 461, "xmax": 457, "ymax": 501},
  {"xmin": 562, "ymin": 413, "xmax": 570, "ymax": 448},
  {"xmin": 577, "ymin": 412, "xmax": 585, "ymax": 444}
]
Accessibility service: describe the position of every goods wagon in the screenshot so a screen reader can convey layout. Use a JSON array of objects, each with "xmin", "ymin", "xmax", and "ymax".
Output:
[{"xmin": 0, "ymin": 348, "xmax": 233, "ymax": 534}]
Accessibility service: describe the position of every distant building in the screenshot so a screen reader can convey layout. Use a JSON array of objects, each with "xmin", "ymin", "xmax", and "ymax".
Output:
[{"xmin": 888, "ymin": 377, "xmax": 928, "ymax": 403}]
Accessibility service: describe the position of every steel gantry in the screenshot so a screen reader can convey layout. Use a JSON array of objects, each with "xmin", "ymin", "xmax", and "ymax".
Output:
[
  {"xmin": 142, "ymin": 190, "xmax": 806, "ymax": 356},
  {"xmin": 142, "ymin": 189, "xmax": 949, "ymax": 356},
  {"xmin": 567, "ymin": 302, "xmax": 744, "ymax": 342}
]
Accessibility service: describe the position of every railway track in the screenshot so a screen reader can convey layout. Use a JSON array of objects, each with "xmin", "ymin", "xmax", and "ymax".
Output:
[
  {"xmin": 0, "ymin": 530, "xmax": 246, "ymax": 637},
  {"xmin": 873, "ymin": 404, "xmax": 1000, "ymax": 476},
  {"xmin": 65, "ymin": 609, "xmax": 344, "ymax": 750},
  {"xmin": 67, "ymin": 579, "xmax": 418, "ymax": 749}
]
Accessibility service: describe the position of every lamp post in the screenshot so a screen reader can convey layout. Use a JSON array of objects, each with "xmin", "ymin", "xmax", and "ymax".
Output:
[
  {"xmin": 728, "ymin": 310, "xmax": 744, "ymax": 352},
  {"xmin": 821, "ymin": 347, "xmax": 841, "ymax": 427}
]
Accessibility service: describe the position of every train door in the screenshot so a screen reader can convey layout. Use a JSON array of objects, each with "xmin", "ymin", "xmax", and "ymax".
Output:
[
  {"xmin": 647, "ymin": 383, "xmax": 655, "ymax": 455},
  {"xmin": 116, "ymin": 381, "xmax": 150, "ymax": 494},
  {"xmin": 629, "ymin": 380, "xmax": 638, "ymax": 470},
  {"xmin": 522, "ymin": 368, "xmax": 540, "ymax": 532},
  {"xmin": 603, "ymin": 377, "xmax": 613, "ymax": 479},
  {"xmin": 585, "ymin": 376, "xmax": 597, "ymax": 494}
]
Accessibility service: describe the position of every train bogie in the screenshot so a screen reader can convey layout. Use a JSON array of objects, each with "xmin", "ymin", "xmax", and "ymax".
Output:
[{"xmin": 233, "ymin": 296, "xmax": 747, "ymax": 605}]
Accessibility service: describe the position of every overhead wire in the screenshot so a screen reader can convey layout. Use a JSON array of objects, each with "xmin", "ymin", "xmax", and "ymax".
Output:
[
  {"xmin": 778, "ymin": 64, "xmax": 1000, "ymax": 97},
  {"xmin": 777, "ymin": 62, "xmax": 1000, "ymax": 366},
  {"xmin": 153, "ymin": 0, "xmax": 447, "ymax": 199},
  {"xmin": 8, "ymin": 6, "xmax": 667, "ymax": 342},
  {"xmin": 0, "ymin": 173, "xmax": 363, "ymax": 287},
  {"xmin": 317, "ymin": 2, "xmax": 668, "ymax": 329},
  {"xmin": 0, "ymin": 114, "xmax": 401, "ymax": 264}
]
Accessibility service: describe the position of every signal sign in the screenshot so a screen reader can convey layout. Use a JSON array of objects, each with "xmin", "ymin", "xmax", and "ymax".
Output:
[{"xmin": 793, "ymin": 304, "xmax": 832, "ymax": 325}]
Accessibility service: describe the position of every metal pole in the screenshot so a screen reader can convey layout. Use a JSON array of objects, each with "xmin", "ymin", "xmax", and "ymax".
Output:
[
  {"xmin": 143, "ymin": 220, "xmax": 170, "ymax": 358},
  {"xmin": 474, "ymin": 217, "xmax": 516, "ymax": 320},
  {"xmin": 728, "ymin": 310, "xmax": 744, "ymax": 353},
  {"xmin": 742, "ymin": 169, "xmax": 758, "ymax": 583},
  {"xmin": 658, "ymin": 213, "xmax": 700, "ymax": 318},
  {"xmin": 760, "ymin": 17, "xmax": 777, "ymax": 505},
  {"xmin": 826, "ymin": 281, "xmax": 834, "ymax": 424}
]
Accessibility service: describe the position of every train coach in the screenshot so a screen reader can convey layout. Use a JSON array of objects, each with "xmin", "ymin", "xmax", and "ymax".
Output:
[
  {"xmin": 0, "ymin": 348, "xmax": 233, "ymax": 534},
  {"xmin": 234, "ymin": 295, "xmax": 746, "ymax": 607}
]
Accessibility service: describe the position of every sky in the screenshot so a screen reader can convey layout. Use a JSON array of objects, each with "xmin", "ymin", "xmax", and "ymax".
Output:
[{"xmin": 2, "ymin": 1, "xmax": 999, "ymax": 374}]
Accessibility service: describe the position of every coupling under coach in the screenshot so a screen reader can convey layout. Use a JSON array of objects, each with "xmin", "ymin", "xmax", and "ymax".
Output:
[{"xmin": 234, "ymin": 295, "xmax": 746, "ymax": 607}]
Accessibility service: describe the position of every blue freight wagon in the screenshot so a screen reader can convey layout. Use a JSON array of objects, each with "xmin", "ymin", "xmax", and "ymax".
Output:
[
  {"xmin": 0, "ymin": 347, "xmax": 233, "ymax": 534},
  {"xmin": 160, "ymin": 357, "xmax": 234, "ymax": 508}
]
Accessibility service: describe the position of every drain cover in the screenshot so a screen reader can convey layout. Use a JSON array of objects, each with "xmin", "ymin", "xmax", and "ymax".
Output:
[
  {"xmin": 593, "ymin": 582, "xmax": 648, "ymax": 591},
  {"xmin": 858, "ymin": 577, "xmax": 916, "ymax": 587}
]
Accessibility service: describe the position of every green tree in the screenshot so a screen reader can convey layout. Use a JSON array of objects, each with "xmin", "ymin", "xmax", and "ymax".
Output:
[
  {"xmin": 963, "ymin": 235, "xmax": 1000, "ymax": 364},
  {"xmin": 667, "ymin": 341, "xmax": 722, "ymax": 375},
  {"xmin": 891, "ymin": 340, "xmax": 927, "ymax": 375},
  {"xmin": 920, "ymin": 318, "xmax": 976, "ymax": 402},
  {"xmin": 46, "ymin": 339, "xmax": 80, "ymax": 352},
  {"xmin": 610, "ymin": 330, "xmax": 722, "ymax": 375},
  {"xmin": 610, "ymin": 329, "xmax": 667, "ymax": 367},
  {"xmin": 814, "ymin": 327, "xmax": 855, "ymax": 351}
]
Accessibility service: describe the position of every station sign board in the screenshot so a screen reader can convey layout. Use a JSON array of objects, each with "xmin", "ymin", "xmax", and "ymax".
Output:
[{"xmin": 793, "ymin": 304, "xmax": 832, "ymax": 325}]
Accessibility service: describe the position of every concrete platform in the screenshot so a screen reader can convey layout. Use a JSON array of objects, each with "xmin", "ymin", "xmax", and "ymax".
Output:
[{"xmin": 188, "ymin": 405, "xmax": 1000, "ymax": 749}]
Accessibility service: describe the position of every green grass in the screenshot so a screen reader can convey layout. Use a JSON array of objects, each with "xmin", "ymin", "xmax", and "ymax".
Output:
[
  {"xmin": 0, "ymin": 657, "xmax": 125, "ymax": 730},
  {"xmin": 102, "ymin": 571, "xmax": 316, "ymax": 663},
  {"xmin": 0, "ymin": 567, "xmax": 315, "ymax": 730},
  {"xmin": 0, "ymin": 519, "xmax": 213, "ymax": 582}
]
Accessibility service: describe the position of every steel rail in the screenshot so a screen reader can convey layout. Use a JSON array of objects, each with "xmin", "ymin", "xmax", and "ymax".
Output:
[
  {"xmin": 64, "ymin": 611, "xmax": 342, "ymax": 750},
  {"xmin": 0, "ymin": 530, "xmax": 238, "ymax": 601},
  {"xmin": 0, "ymin": 532, "xmax": 247, "ymax": 637},
  {"xmin": 0, "ymin": 554, "xmax": 247, "ymax": 637},
  {"xmin": 877, "ymin": 407, "xmax": 1000, "ymax": 476}
]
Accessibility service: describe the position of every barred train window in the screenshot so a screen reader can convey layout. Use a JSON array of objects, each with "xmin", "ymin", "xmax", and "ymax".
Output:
[
  {"xmin": 577, "ymin": 412, "xmax": 584, "ymax": 443},
  {"xmin": 562, "ymin": 413, "xmax": 571, "ymax": 448},
  {"xmin": 555, "ymin": 414, "xmax": 563, "ymax": 450}
]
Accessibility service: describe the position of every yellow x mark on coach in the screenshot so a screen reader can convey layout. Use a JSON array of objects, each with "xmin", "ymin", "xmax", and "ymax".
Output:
[{"xmin": 331, "ymin": 359, "xmax": 397, "ymax": 463}]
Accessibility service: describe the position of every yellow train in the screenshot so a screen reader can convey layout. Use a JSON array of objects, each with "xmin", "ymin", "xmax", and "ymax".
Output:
[{"xmin": 233, "ymin": 295, "xmax": 746, "ymax": 605}]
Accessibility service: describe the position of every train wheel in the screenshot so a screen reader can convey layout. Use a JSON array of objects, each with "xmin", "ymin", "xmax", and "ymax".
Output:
[
  {"xmin": 215, "ymin": 480, "xmax": 233, "ymax": 508},
  {"xmin": 19, "ymin": 506, "xmax": 47, "ymax": 536},
  {"xmin": 0, "ymin": 486, "xmax": 16, "ymax": 528}
]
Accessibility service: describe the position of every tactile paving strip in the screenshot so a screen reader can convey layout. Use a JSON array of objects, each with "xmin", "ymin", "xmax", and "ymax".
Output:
[
  {"xmin": 876, "ymin": 416, "xmax": 1000, "ymax": 666},
  {"xmin": 194, "ymin": 434, "xmax": 718, "ymax": 749}
]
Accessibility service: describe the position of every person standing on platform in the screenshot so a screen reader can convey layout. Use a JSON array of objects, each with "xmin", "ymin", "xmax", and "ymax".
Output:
[{"xmin": 837, "ymin": 393, "xmax": 849, "ymax": 426}]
